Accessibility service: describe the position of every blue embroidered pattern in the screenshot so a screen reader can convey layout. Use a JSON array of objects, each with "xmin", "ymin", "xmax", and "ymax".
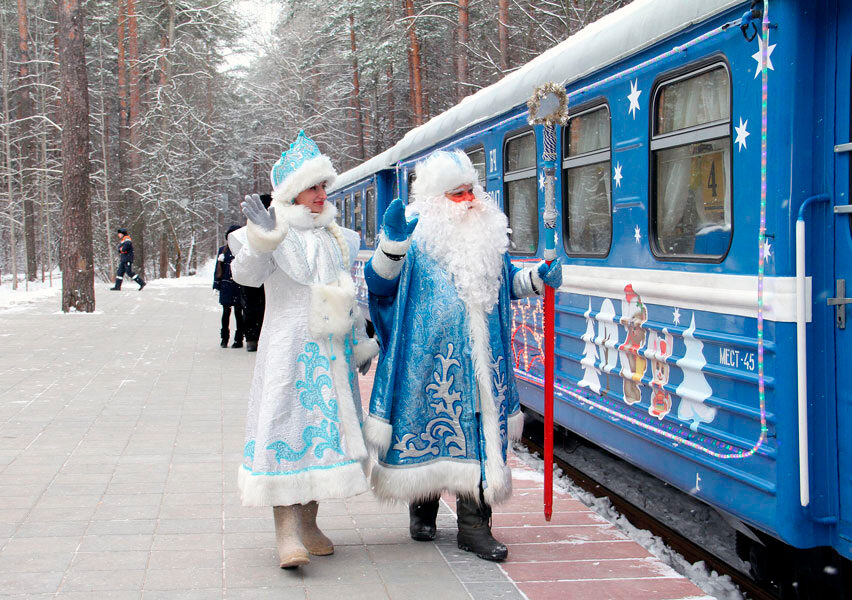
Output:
[
  {"xmin": 263, "ymin": 342, "xmax": 344, "ymax": 465},
  {"xmin": 243, "ymin": 440, "xmax": 255, "ymax": 461}
]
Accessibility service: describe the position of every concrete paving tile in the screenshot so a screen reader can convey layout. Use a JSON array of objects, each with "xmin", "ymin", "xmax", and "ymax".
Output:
[
  {"xmin": 222, "ymin": 518, "xmax": 270, "ymax": 534},
  {"xmin": 159, "ymin": 504, "xmax": 223, "ymax": 520},
  {"xmin": 357, "ymin": 527, "xmax": 411, "ymax": 545},
  {"xmin": 148, "ymin": 550, "xmax": 222, "ymax": 570},
  {"xmin": 143, "ymin": 567, "xmax": 222, "ymax": 590},
  {"xmin": 60, "ymin": 568, "xmax": 145, "ymax": 592},
  {"xmin": 464, "ymin": 582, "xmax": 525, "ymax": 600},
  {"xmin": 108, "ymin": 482, "xmax": 167, "ymax": 495},
  {"xmin": 87, "ymin": 519, "xmax": 158, "ymax": 535},
  {"xmin": 0, "ymin": 551, "xmax": 75, "ymax": 573},
  {"xmin": 224, "ymin": 564, "xmax": 304, "ymax": 588},
  {"xmin": 0, "ymin": 570, "xmax": 64, "ymax": 594},
  {"xmin": 366, "ymin": 542, "xmax": 445, "ymax": 564},
  {"xmin": 447, "ymin": 560, "xmax": 509, "ymax": 583},
  {"xmin": 93, "ymin": 504, "xmax": 161, "ymax": 521},
  {"xmin": 385, "ymin": 581, "xmax": 471, "ymax": 600},
  {"xmin": 304, "ymin": 583, "xmax": 391, "ymax": 600},
  {"xmin": 151, "ymin": 533, "xmax": 222, "ymax": 552},
  {"xmin": 223, "ymin": 548, "xmax": 279, "ymax": 568},
  {"xmin": 377, "ymin": 561, "xmax": 461, "ymax": 585},
  {"xmin": 516, "ymin": 578, "xmax": 704, "ymax": 600},
  {"xmin": 70, "ymin": 551, "xmax": 150, "ymax": 571},
  {"xmin": 161, "ymin": 493, "xmax": 222, "ymax": 506},
  {"xmin": 0, "ymin": 496, "xmax": 39, "ymax": 509},
  {"xmin": 156, "ymin": 519, "xmax": 222, "ymax": 535},
  {"xmin": 14, "ymin": 519, "xmax": 90, "ymax": 538},
  {"xmin": 26, "ymin": 505, "xmax": 97, "ymax": 521},
  {"xmin": 223, "ymin": 531, "xmax": 273, "ymax": 550},
  {"xmin": 224, "ymin": 589, "xmax": 305, "ymax": 600},
  {"xmin": 0, "ymin": 509, "xmax": 29, "ymax": 522},
  {"xmin": 351, "ymin": 513, "xmax": 410, "ymax": 528},
  {"xmin": 78, "ymin": 534, "xmax": 153, "ymax": 552},
  {"xmin": 99, "ymin": 493, "xmax": 163, "ymax": 507},
  {"xmin": 141, "ymin": 591, "xmax": 223, "ymax": 600},
  {"xmin": 1, "ymin": 535, "xmax": 82, "ymax": 555}
]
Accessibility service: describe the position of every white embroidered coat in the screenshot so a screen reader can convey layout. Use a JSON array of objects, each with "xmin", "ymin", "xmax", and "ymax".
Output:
[{"xmin": 229, "ymin": 203, "xmax": 377, "ymax": 506}]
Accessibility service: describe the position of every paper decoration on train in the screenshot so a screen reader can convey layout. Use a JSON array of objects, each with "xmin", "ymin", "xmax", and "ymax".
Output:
[
  {"xmin": 613, "ymin": 163, "xmax": 623, "ymax": 188},
  {"xmin": 595, "ymin": 298, "xmax": 620, "ymax": 394},
  {"xmin": 672, "ymin": 307, "xmax": 681, "ymax": 325},
  {"xmin": 752, "ymin": 36, "xmax": 775, "ymax": 78},
  {"xmin": 627, "ymin": 79, "xmax": 642, "ymax": 118},
  {"xmin": 735, "ymin": 118, "xmax": 750, "ymax": 151},
  {"xmin": 634, "ymin": 225, "xmax": 642, "ymax": 244},
  {"xmin": 619, "ymin": 284, "xmax": 647, "ymax": 405},
  {"xmin": 578, "ymin": 299, "xmax": 601, "ymax": 394},
  {"xmin": 647, "ymin": 328, "xmax": 674, "ymax": 420},
  {"xmin": 676, "ymin": 314, "xmax": 717, "ymax": 431}
]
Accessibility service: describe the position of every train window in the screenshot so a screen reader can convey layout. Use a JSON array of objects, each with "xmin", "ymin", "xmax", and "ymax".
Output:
[
  {"xmin": 407, "ymin": 170, "xmax": 416, "ymax": 203},
  {"xmin": 466, "ymin": 146, "xmax": 486, "ymax": 185},
  {"xmin": 334, "ymin": 198, "xmax": 342, "ymax": 224},
  {"xmin": 365, "ymin": 187, "xmax": 377, "ymax": 246},
  {"xmin": 344, "ymin": 194, "xmax": 352, "ymax": 227},
  {"xmin": 651, "ymin": 64, "xmax": 732, "ymax": 259},
  {"xmin": 562, "ymin": 105, "xmax": 612, "ymax": 256},
  {"xmin": 504, "ymin": 131, "xmax": 538, "ymax": 255},
  {"xmin": 353, "ymin": 191, "xmax": 362, "ymax": 234}
]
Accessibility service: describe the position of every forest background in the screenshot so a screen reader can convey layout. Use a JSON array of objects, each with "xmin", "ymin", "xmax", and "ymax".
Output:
[{"xmin": 0, "ymin": 0, "xmax": 630, "ymax": 309}]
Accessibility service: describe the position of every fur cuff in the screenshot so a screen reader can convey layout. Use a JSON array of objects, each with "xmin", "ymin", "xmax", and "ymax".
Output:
[
  {"xmin": 245, "ymin": 218, "xmax": 289, "ymax": 254},
  {"xmin": 508, "ymin": 411, "xmax": 524, "ymax": 441},
  {"xmin": 363, "ymin": 415, "xmax": 393, "ymax": 459},
  {"xmin": 352, "ymin": 336, "xmax": 379, "ymax": 367},
  {"xmin": 379, "ymin": 235, "xmax": 412, "ymax": 256}
]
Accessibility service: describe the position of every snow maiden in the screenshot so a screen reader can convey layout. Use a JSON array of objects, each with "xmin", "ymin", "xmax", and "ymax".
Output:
[{"xmin": 229, "ymin": 131, "xmax": 377, "ymax": 568}]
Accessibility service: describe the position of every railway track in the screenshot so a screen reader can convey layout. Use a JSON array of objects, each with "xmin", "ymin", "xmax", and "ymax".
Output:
[{"xmin": 520, "ymin": 433, "xmax": 780, "ymax": 600}]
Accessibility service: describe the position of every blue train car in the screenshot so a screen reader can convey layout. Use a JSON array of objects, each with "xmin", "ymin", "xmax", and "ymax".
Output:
[{"xmin": 328, "ymin": 0, "xmax": 851, "ymax": 592}]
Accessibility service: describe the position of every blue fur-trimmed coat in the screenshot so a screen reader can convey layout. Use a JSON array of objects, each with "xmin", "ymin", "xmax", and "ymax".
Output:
[{"xmin": 363, "ymin": 242, "xmax": 526, "ymax": 506}]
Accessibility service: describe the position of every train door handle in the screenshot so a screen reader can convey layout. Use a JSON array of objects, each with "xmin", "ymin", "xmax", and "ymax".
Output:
[
  {"xmin": 835, "ymin": 142, "xmax": 852, "ymax": 153},
  {"xmin": 827, "ymin": 279, "xmax": 850, "ymax": 329}
]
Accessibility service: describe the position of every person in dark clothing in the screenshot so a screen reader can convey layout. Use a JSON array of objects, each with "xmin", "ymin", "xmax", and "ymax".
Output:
[
  {"xmin": 240, "ymin": 193, "xmax": 271, "ymax": 352},
  {"xmin": 214, "ymin": 225, "xmax": 246, "ymax": 348},
  {"xmin": 110, "ymin": 228, "xmax": 146, "ymax": 291}
]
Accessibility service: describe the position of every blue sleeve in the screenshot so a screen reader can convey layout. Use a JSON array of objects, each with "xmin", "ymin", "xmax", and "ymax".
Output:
[
  {"xmin": 507, "ymin": 256, "xmax": 523, "ymax": 300},
  {"xmin": 364, "ymin": 256, "xmax": 401, "ymax": 298}
]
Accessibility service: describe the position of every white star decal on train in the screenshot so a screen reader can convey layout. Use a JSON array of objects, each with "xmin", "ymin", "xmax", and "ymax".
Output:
[
  {"xmin": 539, "ymin": 172, "xmax": 546, "ymax": 191},
  {"xmin": 735, "ymin": 118, "xmax": 750, "ymax": 151},
  {"xmin": 752, "ymin": 37, "xmax": 776, "ymax": 79},
  {"xmin": 613, "ymin": 163, "xmax": 623, "ymax": 188},
  {"xmin": 673, "ymin": 307, "xmax": 681, "ymax": 325},
  {"xmin": 634, "ymin": 225, "xmax": 641, "ymax": 244},
  {"xmin": 627, "ymin": 79, "xmax": 642, "ymax": 118},
  {"xmin": 763, "ymin": 239, "xmax": 772, "ymax": 261}
]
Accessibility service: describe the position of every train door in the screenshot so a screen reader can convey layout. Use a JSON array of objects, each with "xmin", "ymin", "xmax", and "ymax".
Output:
[{"xmin": 835, "ymin": 0, "xmax": 852, "ymax": 552}]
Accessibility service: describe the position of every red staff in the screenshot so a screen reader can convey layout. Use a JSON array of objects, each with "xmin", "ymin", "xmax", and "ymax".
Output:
[{"xmin": 527, "ymin": 83, "xmax": 568, "ymax": 521}]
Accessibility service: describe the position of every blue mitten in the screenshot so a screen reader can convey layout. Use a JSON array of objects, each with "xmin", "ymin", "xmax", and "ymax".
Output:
[
  {"xmin": 537, "ymin": 258, "xmax": 563, "ymax": 289},
  {"xmin": 382, "ymin": 198, "xmax": 418, "ymax": 242}
]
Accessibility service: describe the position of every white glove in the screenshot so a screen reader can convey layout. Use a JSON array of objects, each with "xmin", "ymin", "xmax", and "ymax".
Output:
[{"xmin": 241, "ymin": 194, "xmax": 276, "ymax": 231}]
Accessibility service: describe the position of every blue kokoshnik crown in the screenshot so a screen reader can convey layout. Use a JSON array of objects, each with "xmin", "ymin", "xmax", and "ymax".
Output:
[{"xmin": 270, "ymin": 130, "xmax": 322, "ymax": 191}]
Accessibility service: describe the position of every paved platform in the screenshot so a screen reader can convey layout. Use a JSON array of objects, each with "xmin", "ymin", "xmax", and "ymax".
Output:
[{"xmin": 0, "ymin": 278, "xmax": 711, "ymax": 599}]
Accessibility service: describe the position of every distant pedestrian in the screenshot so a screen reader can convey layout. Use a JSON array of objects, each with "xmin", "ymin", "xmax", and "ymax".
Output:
[
  {"xmin": 110, "ymin": 228, "xmax": 146, "ymax": 291},
  {"xmin": 214, "ymin": 225, "xmax": 245, "ymax": 348},
  {"xmin": 240, "ymin": 194, "xmax": 271, "ymax": 352}
]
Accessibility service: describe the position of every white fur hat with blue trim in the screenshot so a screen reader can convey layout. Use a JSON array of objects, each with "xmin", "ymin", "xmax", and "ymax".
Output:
[
  {"xmin": 269, "ymin": 130, "xmax": 337, "ymax": 205},
  {"xmin": 411, "ymin": 150, "xmax": 480, "ymax": 201}
]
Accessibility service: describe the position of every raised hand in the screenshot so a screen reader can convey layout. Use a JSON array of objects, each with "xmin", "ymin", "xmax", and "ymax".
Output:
[
  {"xmin": 381, "ymin": 198, "xmax": 418, "ymax": 242},
  {"xmin": 537, "ymin": 258, "xmax": 563, "ymax": 289},
  {"xmin": 242, "ymin": 194, "xmax": 276, "ymax": 232}
]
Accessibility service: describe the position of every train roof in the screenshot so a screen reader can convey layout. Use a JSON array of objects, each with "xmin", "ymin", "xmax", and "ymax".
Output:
[{"xmin": 331, "ymin": 0, "xmax": 742, "ymax": 192}]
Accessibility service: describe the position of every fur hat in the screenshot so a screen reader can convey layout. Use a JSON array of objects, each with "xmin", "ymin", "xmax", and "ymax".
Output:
[
  {"xmin": 411, "ymin": 150, "xmax": 480, "ymax": 201},
  {"xmin": 269, "ymin": 131, "xmax": 337, "ymax": 206}
]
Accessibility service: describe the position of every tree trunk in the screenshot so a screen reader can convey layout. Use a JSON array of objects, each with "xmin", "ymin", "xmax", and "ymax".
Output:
[
  {"xmin": 403, "ymin": 0, "xmax": 424, "ymax": 125},
  {"xmin": 116, "ymin": 0, "xmax": 129, "ymax": 244},
  {"xmin": 2, "ymin": 8, "xmax": 19, "ymax": 290},
  {"xmin": 498, "ymin": 0, "xmax": 510, "ymax": 72},
  {"xmin": 95, "ymin": 21, "xmax": 114, "ymax": 280},
  {"xmin": 386, "ymin": 64, "xmax": 396, "ymax": 142},
  {"xmin": 16, "ymin": 0, "xmax": 37, "ymax": 281},
  {"xmin": 57, "ymin": 0, "xmax": 95, "ymax": 312},
  {"xmin": 127, "ymin": 0, "xmax": 145, "ymax": 277},
  {"xmin": 456, "ymin": 0, "xmax": 470, "ymax": 102},
  {"xmin": 349, "ymin": 14, "xmax": 366, "ymax": 160}
]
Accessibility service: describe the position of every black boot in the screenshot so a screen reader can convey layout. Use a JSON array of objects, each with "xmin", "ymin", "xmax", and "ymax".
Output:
[
  {"xmin": 246, "ymin": 341, "xmax": 258, "ymax": 352},
  {"xmin": 220, "ymin": 338, "xmax": 228, "ymax": 348},
  {"xmin": 134, "ymin": 275, "xmax": 146, "ymax": 290},
  {"xmin": 110, "ymin": 278, "xmax": 122, "ymax": 291},
  {"xmin": 409, "ymin": 497, "xmax": 440, "ymax": 541},
  {"xmin": 231, "ymin": 339, "xmax": 243, "ymax": 349},
  {"xmin": 456, "ymin": 494, "xmax": 507, "ymax": 561}
]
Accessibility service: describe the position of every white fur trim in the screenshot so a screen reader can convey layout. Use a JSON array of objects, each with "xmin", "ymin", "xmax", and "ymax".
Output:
[
  {"xmin": 378, "ymin": 235, "xmax": 412, "ymax": 256},
  {"xmin": 369, "ymin": 244, "xmax": 407, "ymax": 281},
  {"xmin": 371, "ymin": 459, "xmax": 483, "ymax": 504},
  {"xmin": 326, "ymin": 336, "xmax": 368, "ymax": 463},
  {"xmin": 352, "ymin": 336, "xmax": 379, "ymax": 367},
  {"xmin": 238, "ymin": 461, "xmax": 368, "ymax": 507},
  {"xmin": 272, "ymin": 201, "xmax": 336, "ymax": 230},
  {"xmin": 466, "ymin": 304, "xmax": 513, "ymax": 506},
  {"xmin": 245, "ymin": 218, "xmax": 289, "ymax": 254},
  {"xmin": 308, "ymin": 273, "xmax": 356, "ymax": 337},
  {"xmin": 412, "ymin": 150, "xmax": 480, "ymax": 199},
  {"xmin": 508, "ymin": 411, "xmax": 524, "ymax": 441},
  {"xmin": 363, "ymin": 414, "xmax": 393, "ymax": 459},
  {"xmin": 530, "ymin": 265, "xmax": 545, "ymax": 296},
  {"xmin": 271, "ymin": 155, "xmax": 337, "ymax": 205}
]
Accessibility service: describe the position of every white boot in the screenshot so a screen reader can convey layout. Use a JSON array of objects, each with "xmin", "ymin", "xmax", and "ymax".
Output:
[
  {"xmin": 273, "ymin": 505, "xmax": 310, "ymax": 568},
  {"xmin": 298, "ymin": 501, "xmax": 334, "ymax": 556}
]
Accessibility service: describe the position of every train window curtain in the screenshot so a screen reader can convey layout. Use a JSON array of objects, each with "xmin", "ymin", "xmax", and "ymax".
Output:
[{"xmin": 504, "ymin": 131, "xmax": 539, "ymax": 255}]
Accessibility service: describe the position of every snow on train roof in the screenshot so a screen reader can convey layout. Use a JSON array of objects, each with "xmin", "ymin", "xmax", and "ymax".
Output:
[{"xmin": 330, "ymin": 0, "xmax": 743, "ymax": 192}]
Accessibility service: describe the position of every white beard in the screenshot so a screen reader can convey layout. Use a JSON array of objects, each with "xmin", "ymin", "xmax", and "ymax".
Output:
[{"xmin": 410, "ymin": 189, "xmax": 509, "ymax": 313}]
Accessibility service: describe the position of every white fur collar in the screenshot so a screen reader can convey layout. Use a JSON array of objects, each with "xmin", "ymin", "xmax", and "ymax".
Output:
[{"xmin": 273, "ymin": 200, "xmax": 337, "ymax": 230}]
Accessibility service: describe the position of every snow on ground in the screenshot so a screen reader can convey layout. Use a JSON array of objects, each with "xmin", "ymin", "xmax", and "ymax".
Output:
[
  {"xmin": 511, "ymin": 442, "xmax": 745, "ymax": 600},
  {"xmin": 0, "ymin": 259, "xmax": 218, "ymax": 312}
]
